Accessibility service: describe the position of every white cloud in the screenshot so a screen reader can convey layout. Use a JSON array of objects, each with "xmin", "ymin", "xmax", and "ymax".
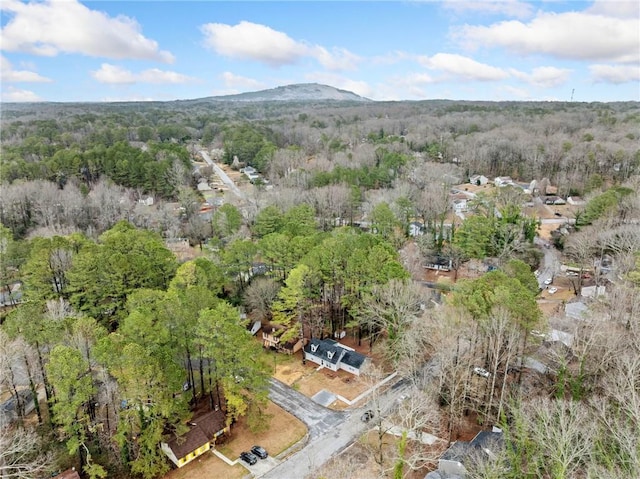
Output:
[
  {"xmin": 220, "ymin": 72, "xmax": 266, "ymax": 90},
  {"xmin": 1, "ymin": 85, "xmax": 42, "ymax": 102},
  {"xmin": 457, "ymin": 10, "xmax": 639, "ymax": 63},
  {"xmin": 420, "ymin": 53, "xmax": 509, "ymax": 81},
  {"xmin": 442, "ymin": 0, "xmax": 533, "ymax": 19},
  {"xmin": 201, "ymin": 21, "xmax": 359, "ymax": 70},
  {"xmin": 1, "ymin": 0, "xmax": 173, "ymax": 62},
  {"xmin": 1, "ymin": 55, "xmax": 52, "ymax": 82},
  {"xmin": 303, "ymin": 72, "xmax": 373, "ymax": 98},
  {"xmin": 91, "ymin": 64, "xmax": 193, "ymax": 84},
  {"xmin": 589, "ymin": 64, "xmax": 640, "ymax": 84},
  {"xmin": 586, "ymin": 0, "xmax": 640, "ymax": 19},
  {"xmin": 510, "ymin": 66, "xmax": 572, "ymax": 88},
  {"xmin": 380, "ymin": 73, "xmax": 438, "ymax": 100}
]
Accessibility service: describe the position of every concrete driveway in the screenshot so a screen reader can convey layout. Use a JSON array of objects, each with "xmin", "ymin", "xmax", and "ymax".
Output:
[
  {"xmin": 239, "ymin": 455, "xmax": 280, "ymax": 476},
  {"xmin": 268, "ymin": 378, "xmax": 345, "ymax": 439}
]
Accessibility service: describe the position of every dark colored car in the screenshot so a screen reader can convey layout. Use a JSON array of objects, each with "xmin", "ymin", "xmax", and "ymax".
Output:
[
  {"xmin": 251, "ymin": 445, "xmax": 268, "ymax": 459},
  {"xmin": 361, "ymin": 409, "xmax": 374, "ymax": 422},
  {"xmin": 239, "ymin": 451, "xmax": 258, "ymax": 466}
]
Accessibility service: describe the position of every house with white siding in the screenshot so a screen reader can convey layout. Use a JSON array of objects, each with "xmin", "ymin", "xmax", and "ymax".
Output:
[{"xmin": 303, "ymin": 338, "xmax": 368, "ymax": 376}]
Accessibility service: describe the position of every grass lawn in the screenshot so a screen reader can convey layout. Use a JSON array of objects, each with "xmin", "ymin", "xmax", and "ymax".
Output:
[
  {"xmin": 164, "ymin": 400, "xmax": 306, "ymax": 479},
  {"xmin": 163, "ymin": 452, "xmax": 246, "ymax": 479},
  {"xmin": 217, "ymin": 400, "xmax": 307, "ymax": 459},
  {"xmin": 295, "ymin": 367, "xmax": 370, "ymax": 404}
]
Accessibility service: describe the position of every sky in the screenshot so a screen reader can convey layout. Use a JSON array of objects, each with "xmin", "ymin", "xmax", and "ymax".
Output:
[{"xmin": 1, "ymin": 0, "xmax": 639, "ymax": 103}]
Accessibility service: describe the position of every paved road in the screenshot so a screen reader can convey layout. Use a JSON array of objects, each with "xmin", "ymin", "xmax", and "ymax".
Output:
[
  {"xmin": 263, "ymin": 377, "xmax": 410, "ymax": 478},
  {"xmin": 268, "ymin": 378, "xmax": 345, "ymax": 440},
  {"xmin": 199, "ymin": 150, "xmax": 244, "ymax": 199},
  {"xmin": 535, "ymin": 237, "xmax": 561, "ymax": 289}
]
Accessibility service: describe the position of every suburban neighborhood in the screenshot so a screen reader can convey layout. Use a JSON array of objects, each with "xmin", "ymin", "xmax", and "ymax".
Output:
[{"xmin": 1, "ymin": 78, "xmax": 638, "ymax": 479}]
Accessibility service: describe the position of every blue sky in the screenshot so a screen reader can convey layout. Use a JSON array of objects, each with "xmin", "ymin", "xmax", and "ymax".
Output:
[{"xmin": 1, "ymin": 0, "xmax": 639, "ymax": 102}]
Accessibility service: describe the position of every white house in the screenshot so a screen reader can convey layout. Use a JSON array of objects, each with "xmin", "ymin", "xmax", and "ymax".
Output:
[
  {"xmin": 469, "ymin": 174, "xmax": 488, "ymax": 186},
  {"xmin": 303, "ymin": 338, "xmax": 368, "ymax": 376},
  {"xmin": 494, "ymin": 176, "xmax": 513, "ymax": 187},
  {"xmin": 453, "ymin": 198, "xmax": 468, "ymax": 213},
  {"xmin": 240, "ymin": 166, "xmax": 261, "ymax": 182}
]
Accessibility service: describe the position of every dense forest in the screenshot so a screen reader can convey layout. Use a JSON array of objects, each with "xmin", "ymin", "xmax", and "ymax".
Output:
[{"xmin": 1, "ymin": 96, "xmax": 639, "ymax": 478}]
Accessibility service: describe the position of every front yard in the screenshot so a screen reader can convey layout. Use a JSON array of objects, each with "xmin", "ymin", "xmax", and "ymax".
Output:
[{"xmin": 163, "ymin": 400, "xmax": 306, "ymax": 479}]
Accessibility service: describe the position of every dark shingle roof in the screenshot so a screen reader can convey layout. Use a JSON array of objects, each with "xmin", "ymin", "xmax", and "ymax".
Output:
[
  {"xmin": 341, "ymin": 349, "xmax": 367, "ymax": 369},
  {"xmin": 440, "ymin": 430, "xmax": 503, "ymax": 464},
  {"xmin": 304, "ymin": 338, "xmax": 367, "ymax": 368},
  {"xmin": 165, "ymin": 409, "xmax": 226, "ymax": 459}
]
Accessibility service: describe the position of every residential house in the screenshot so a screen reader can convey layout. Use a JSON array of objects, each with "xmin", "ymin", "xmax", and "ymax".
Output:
[
  {"xmin": 581, "ymin": 285, "xmax": 606, "ymax": 298},
  {"xmin": 138, "ymin": 196, "xmax": 154, "ymax": 206},
  {"xmin": 493, "ymin": 176, "xmax": 513, "ymax": 187},
  {"xmin": 1, "ymin": 389, "xmax": 35, "ymax": 423},
  {"xmin": 565, "ymin": 301, "xmax": 589, "ymax": 320},
  {"xmin": 161, "ymin": 409, "xmax": 229, "ymax": 468},
  {"xmin": 303, "ymin": 338, "xmax": 368, "ymax": 376},
  {"xmin": 262, "ymin": 321, "xmax": 304, "ymax": 354},
  {"xmin": 197, "ymin": 181, "xmax": 212, "ymax": 191},
  {"xmin": 469, "ymin": 174, "xmax": 488, "ymax": 186},
  {"xmin": 408, "ymin": 221, "xmax": 424, "ymax": 237},
  {"xmin": 240, "ymin": 166, "xmax": 261, "ymax": 182},
  {"xmin": 437, "ymin": 429, "xmax": 504, "ymax": 478},
  {"xmin": 453, "ymin": 198, "xmax": 468, "ymax": 213},
  {"xmin": 544, "ymin": 196, "xmax": 566, "ymax": 205}
]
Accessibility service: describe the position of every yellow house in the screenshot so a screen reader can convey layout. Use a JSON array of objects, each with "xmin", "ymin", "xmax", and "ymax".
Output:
[{"xmin": 161, "ymin": 409, "xmax": 229, "ymax": 467}]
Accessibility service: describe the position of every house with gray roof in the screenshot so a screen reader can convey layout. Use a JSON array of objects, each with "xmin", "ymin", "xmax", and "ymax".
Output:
[
  {"xmin": 437, "ymin": 428, "xmax": 504, "ymax": 478},
  {"xmin": 303, "ymin": 338, "xmax": 369, "ymax": 376}
]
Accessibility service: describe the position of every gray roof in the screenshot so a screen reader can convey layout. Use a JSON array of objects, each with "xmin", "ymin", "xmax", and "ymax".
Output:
[
  {"xmin": 304, "ymin": 338, "xmax": 367, "ymax": 368},
  {"xmin": 440, "ymin": 431, "xmax": 503, "ymax": 464},
  {"xmin": 341, "ymin": 349, "xmax": 367, "ymax": 369}
]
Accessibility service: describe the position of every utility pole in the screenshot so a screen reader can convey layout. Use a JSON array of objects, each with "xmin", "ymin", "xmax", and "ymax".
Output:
[{"xmin": 570, "ymin": 89, "xmax": 575, "ymax": 102}]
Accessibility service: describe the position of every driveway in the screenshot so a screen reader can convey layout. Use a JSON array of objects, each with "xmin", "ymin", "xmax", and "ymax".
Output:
[
  {"xmin": 268, "ymin": 378, "xmax": 344, "ymax": 439},
  {"xmin": 535, "ymin": 237, "xmax": 561, "ymax": 289}
]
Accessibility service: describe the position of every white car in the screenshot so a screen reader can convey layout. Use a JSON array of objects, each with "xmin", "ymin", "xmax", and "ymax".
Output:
[
  {"xmin": 548, "ymin": 287, "xmax": 558, "ymax": 294},
  {"xmin": 544, "ymin": 278, "xmax": 553, "ymax": 285},
  {"xmin": 473, "ymin": 367, "xmax": 491, "ymax": 378}
]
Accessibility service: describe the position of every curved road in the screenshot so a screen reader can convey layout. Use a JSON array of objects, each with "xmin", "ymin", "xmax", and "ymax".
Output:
[
  {"xmin": 268, "ymin": 378, "xmax": 345, "ymax": 440},
  {"xmin": 264, "ymin": 377, "xmax": 410, "ymax": 478}
]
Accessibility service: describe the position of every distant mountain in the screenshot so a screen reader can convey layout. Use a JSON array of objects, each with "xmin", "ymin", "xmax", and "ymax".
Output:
[{"xmin": 208, "ymin": 83, "xmax": 372, "ymax": 102}]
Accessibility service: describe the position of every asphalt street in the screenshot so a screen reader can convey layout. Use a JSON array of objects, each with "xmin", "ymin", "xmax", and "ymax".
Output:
[{"xmin": 263, "ymin": 377, "xmax": 411, "ymax": 478}]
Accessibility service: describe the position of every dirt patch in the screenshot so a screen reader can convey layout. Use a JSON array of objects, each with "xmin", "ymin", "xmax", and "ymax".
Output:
[
  {"xmin": 164, "ymin": 452, "xmax": 245, "ymax": 479},
  {"xmin": 217, "ymin": 400, "xmax": 307, "ymax": 459},
  {"xmin": 295, "ymin": 367, "xmax": 370, "ymax": 406},
  {"xmin": 537, "ymin": 222, "xmax": 561, "ymax": 241}
]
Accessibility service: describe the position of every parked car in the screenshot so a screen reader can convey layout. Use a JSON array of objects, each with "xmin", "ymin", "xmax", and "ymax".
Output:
[
  {"xmin": 473, "ymin": 367, "xmax": 491, "ymax": 378},
  {"xmin": 548, "ymin": 287, "xmax": 558, "ymax": 294},
  {"xmin": 361, "ymin": 409, "xmax": 375, "ymax": 422},
  {"xmin": 544, "ymin": 278, "xmax": 553, "ymax": 285},
  {"xmin": 251, "ymin": 445, "xmax": 268, "ymax": 459},
  {"xmin": 239, "ymin": 451, "xmax": 258, "ymax": 466}
]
